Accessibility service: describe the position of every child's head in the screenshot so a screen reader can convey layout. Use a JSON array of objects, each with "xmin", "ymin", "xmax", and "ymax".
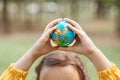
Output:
[{"xmin": 35, "ymin": 50, "xmax": 89, "ymax": 80}]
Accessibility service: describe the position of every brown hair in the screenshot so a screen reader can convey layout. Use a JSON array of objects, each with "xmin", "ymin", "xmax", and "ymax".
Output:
[{"xmin": 35, "ymin": 50, "xmax": 90, "ymax": 80}]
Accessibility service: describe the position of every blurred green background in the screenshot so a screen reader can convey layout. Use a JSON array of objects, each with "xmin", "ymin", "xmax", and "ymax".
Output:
[{"xmin": 0, "ymin": 0, "xmax": 120, "ymax": 80}]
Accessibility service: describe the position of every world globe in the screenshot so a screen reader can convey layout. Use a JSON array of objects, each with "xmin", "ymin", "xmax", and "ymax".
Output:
[{"xmin": 50, "ymin": 21, "xmax": 76, "ymax": 46}]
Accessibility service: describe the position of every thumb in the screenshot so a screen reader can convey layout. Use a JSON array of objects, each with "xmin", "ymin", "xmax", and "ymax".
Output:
[
  {"xmin": 52, "ymin": 46, "xmax": 59, "ymax": 50},
  {"xmin": 58, "ymin": 46, "xmax": 73, "ymax": 51}
]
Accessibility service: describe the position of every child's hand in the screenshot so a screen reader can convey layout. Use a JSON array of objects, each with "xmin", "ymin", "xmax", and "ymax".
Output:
[
  {"xmin": 59, "ymin": 18, "xmax": 112, "ymax": 70},
  {"xmin": 15, "ymin": 19, "xmax": 62, "ymax": 71},
  {"xmin": 59, "ymin": 18, "xmax": 97, "ymax": 57},
  {"xmin": 31, "ymin": 18, "xmax": 62, "ymax": 58}
]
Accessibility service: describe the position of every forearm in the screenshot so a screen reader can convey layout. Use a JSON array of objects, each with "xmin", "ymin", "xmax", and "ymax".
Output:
[
  {"xmin": 14, "ymin": 47, "xmax": 41, "ymax": 71},
  {"xmin": 87, "ymin": 48, "xmax": 112, "ymax": 70},
  {"xmin": 14, "ymin": 37, "xmax": 45, "ymax": 71},
  {"xmin": 13, "ymin": 18, "xmax": 61, "ymax": 71}
]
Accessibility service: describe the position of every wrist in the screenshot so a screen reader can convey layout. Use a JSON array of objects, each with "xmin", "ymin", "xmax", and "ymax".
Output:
[
  {"xmin": 85, "ymin": 48, "xmax": 112, "ymax": 70},
  {"xmin": 27, "ymin": 47, "xmax": 43, "ymax": 59},
  {"xmin": 85, "ymin": 47, "xmax": 101, "ymax": 59}
]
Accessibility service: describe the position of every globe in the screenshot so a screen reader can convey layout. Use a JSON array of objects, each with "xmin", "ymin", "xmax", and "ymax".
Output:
[{"xmin": 50, "ymin": 21, "xmax": 76, "ymax": 46}]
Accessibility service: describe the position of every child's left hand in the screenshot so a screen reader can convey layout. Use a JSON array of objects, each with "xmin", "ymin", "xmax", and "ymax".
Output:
[{"xmin": 30, "ymin": 18, "xmax": 62, "ymax": 58}]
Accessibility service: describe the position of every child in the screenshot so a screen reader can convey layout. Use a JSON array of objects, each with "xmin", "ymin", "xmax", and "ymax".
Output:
[{"xmin": 0, "ymin": 18, "xmax": 120, "ymax": 80}]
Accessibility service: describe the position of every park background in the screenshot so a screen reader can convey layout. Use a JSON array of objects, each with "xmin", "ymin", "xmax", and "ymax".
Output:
[{"xmin": 0, "ymin": 0, "xmax": 120, "ymax": 80}]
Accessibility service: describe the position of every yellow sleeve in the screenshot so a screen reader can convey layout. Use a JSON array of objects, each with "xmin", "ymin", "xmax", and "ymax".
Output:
[
  {"xmin": 0, "ymin": 64, "xmax": 28, "ymax": 80},
  {"xmin": 97, "ymin": 64, "xmax": 120, "ymax": 80}
]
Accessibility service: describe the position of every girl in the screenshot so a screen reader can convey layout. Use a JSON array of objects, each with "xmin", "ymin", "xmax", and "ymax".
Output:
[{"xmin": 0, "ymin": 18, "xmax": 120, "ymax": 80}]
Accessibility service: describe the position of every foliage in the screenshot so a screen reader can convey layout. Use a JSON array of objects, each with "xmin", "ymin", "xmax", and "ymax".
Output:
[{"xmin": 104, "ymin": 0, "xmax": 119, "ymax": 7}]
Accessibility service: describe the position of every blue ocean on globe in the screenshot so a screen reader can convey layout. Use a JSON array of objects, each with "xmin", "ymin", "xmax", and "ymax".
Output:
[{"xmin": 50, "ymin": 21, "xmax": 76, "ymax": 46}]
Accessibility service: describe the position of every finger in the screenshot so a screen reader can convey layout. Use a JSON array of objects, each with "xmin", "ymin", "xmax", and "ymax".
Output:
[
  {"xmin": 51, "ymin": 46, "xmax": 59, "ymax": 50},
  {"xmin": 41, "ymin": 26, "xmax": 56, "ymax": 42},
  {"xmin": 58, "ymin": 46, "xmax": 73, "ymax": 51},
  {"xmin": 68, "ymin": 24, "xmax": 85, "ymax": 39},
  {"xmin": 45, "ymin": 18, "xmax": 62, "ymax": 31},
  {"xmin": 46, "ymin": 26, "xmax": 57, "ymax": 36},
  {"xmin": 67, "ymin": 24, "xmax": 80, "ymax": 34},
  {"xmin": 64, "ymin": 18, "xmax": 80, "ymax": 29},
  {"xmin": 39, "ymin": 26, "xmax": 57, "ymax": 47}
]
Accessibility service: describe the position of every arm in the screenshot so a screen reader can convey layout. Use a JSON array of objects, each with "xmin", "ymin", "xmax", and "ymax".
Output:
[
  {"xmin": 59, "ymin": 18, "xmax": 120, "ymax": 80},
  {"xmin": 59, "ymin": 18, "xmax": 112, "ymax": 70},
  {"xmin": 14, "ymin": 18, "xmax": 62, "ymax": 71},
  {"xmin": 0, "ymin": 19, "xmax": 62, "ymax": 80},
  {"xmin": 86, "ymin": 48, "xmax": 112, "ymax": 70}
]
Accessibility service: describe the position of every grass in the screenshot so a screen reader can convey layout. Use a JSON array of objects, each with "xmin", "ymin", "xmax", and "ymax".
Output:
[{"xmin": 0, "ymin": 33, "xmax": 120, "ymax": 80}]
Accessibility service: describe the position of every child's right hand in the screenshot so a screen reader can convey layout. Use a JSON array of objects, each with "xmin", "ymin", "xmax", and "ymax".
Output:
[
  {"xmin": 59, "ymin": 18, "xmax": 112, "ymax": 70},
  {"xmin": 59, "ymin": 18, "xmax": 97, "ymax": 57}
]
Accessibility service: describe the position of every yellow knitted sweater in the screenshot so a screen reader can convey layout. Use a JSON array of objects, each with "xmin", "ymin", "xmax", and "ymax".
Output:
[{"xmin": 0, "ymin": 64, "xmax": 120, "ymax": 80}]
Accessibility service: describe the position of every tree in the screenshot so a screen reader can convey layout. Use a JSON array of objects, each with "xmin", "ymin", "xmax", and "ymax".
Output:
[
  {"xmin": 70, "ymin": 0, "xmax": 80, "ymax": 22},
  {"xmin": 95, "ymin": 0, "xmax": 120, "ymax": 36},
  {"xmin": 2, "ymin": 0, "xmax": 21, "ymax": 33},
  {"xmin": 95, "ymin": 0, "xmax": 107, "ymax": 19},
  {"xmin": 2, "ymin": 0, "xmax": 10, "ymax": 33},
  {"xmin": 116, "ymin": 0, "xmax": 120, "ymax": 36},
  {"xmin": 106, "ymin": 0, "xmax": 120, "ymax": 36}
]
